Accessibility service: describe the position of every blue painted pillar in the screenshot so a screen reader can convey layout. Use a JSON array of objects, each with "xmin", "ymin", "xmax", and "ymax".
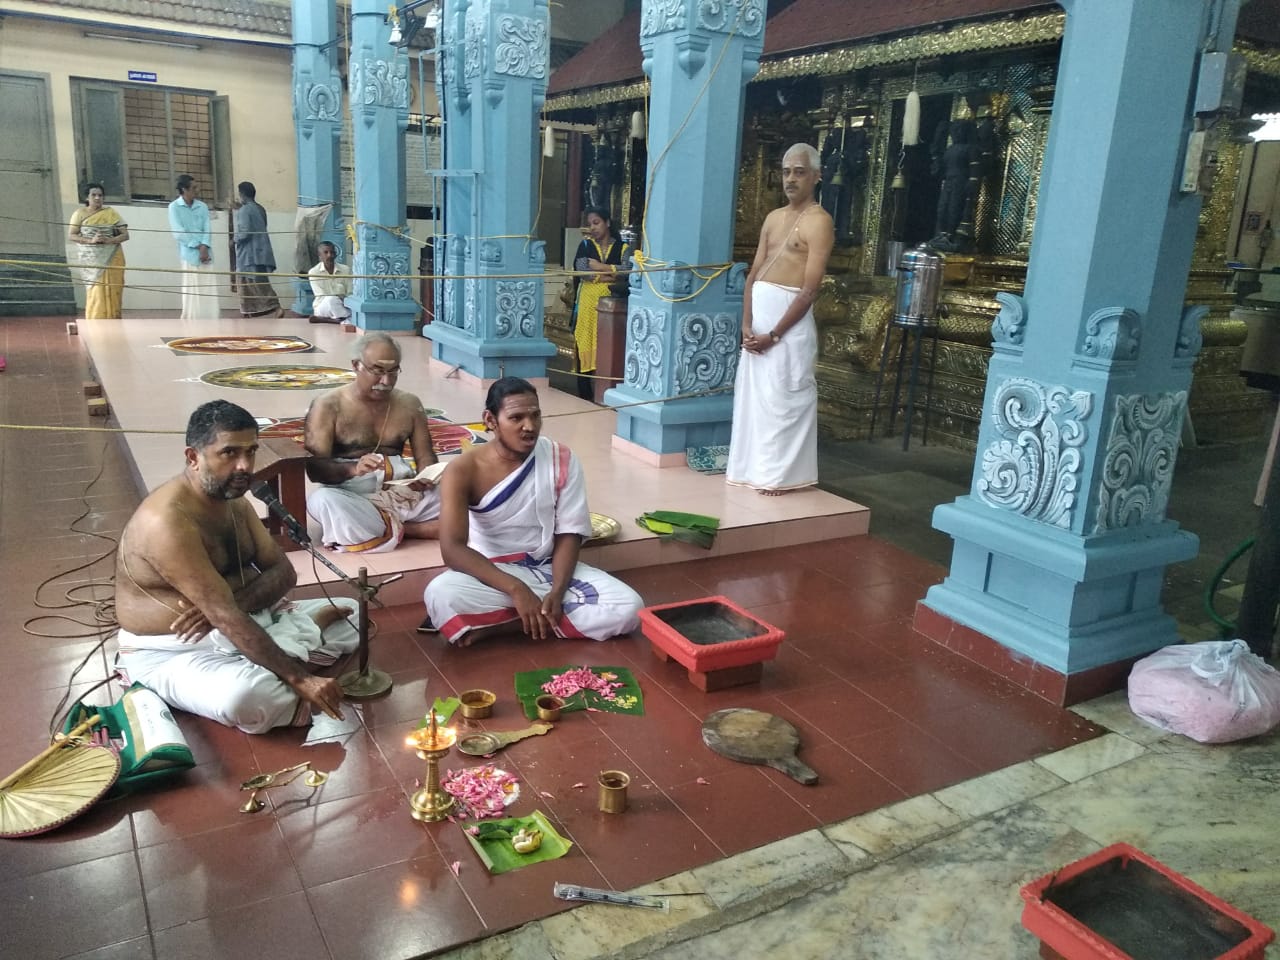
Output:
[
  {"xmin": 603, "ymin": 1, "xmax": 765, "ymax": 455},
  {"xmin": 924, "ymin": 0, "xmax": 1241, "ymax": 685},
  {"xmin": 290, "ymin": 0, "xmax": 345, "ymax": 315},
  {"xmin": 428, "ymin": 0, "xmax": 558, "ymax": 379},
  {"xmin": 347, "ymin": 0, "xmax": 417, "ymax": 331}
]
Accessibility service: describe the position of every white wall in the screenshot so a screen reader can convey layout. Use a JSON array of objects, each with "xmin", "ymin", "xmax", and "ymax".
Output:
[{"xmin": 1, "ymin": 14, "xmax": 296, "ymax": 313}]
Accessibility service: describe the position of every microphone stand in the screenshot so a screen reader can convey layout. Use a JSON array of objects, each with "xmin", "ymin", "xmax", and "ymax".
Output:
[{"xmin": 279, "ymin": 525, "xmax": 400, "ymax": 700}]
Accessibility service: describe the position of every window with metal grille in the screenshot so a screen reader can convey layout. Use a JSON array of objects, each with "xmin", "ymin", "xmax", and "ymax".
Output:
[{"xmin": 70, "ymin": 79, "xmax": 231, "ymax": 205}]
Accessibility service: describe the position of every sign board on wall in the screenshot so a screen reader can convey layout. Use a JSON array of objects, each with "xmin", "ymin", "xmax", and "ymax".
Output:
[{"xmin": 127, "ymin": 71, "xmax": 158, "ymax": 82}]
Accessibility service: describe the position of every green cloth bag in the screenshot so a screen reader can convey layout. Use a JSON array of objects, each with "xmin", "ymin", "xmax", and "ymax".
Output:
[{"xmin": 62, "ymin": 683, "xmax": 195, "ymax": 794}]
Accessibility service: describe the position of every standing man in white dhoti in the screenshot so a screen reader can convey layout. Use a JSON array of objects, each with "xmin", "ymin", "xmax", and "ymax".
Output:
[
  {"xmin": 424, "ymin": 377, "xmax": 643, "ymax": 646},
  {"xmin": 115, "ymin": 400, "xmax": 358, "ymax": 734},
  {"xmin": 304, "ymin": 332, "xmax": 441, "ymax": 552},
  {"xmin": 726, "ymin": 143, "xmax": 834, "ymax": 495},
  {"xmin": 167, "ymin": 174, "xmax": 221, "ymax": 321}
]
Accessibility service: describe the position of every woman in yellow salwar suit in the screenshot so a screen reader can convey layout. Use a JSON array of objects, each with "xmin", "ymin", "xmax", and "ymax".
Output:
[{"xmin": 68, "ymin": 183, "xmax": 129, "ymax": 319}]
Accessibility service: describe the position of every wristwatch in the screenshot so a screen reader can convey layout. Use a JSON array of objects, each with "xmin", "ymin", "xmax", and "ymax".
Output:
[{"xmin": 769, "ymin": 330, "xmax": 781, "ymax": 343}]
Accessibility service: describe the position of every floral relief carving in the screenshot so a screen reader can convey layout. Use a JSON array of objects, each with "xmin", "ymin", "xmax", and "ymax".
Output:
[
  {"xmin": 495, "ymin": 280, "xmax": 538, "ymax": 338},
  {"xmin": 493, "ymin": 14, "xmax": 548, "ymax": 79},
  {"xmin": 641, "ymin": 0, "xmax": 685, "ymax": 37},
  {"xmin": 363, "ymin": 252, "xmax": 411, "ymax": 301},
  {"xmin": 675, "ymin": 313, "xmax": 738, "ymax": 393},
  {"xmin": 1093, "ymin": 392, "xmax": 1185, "ymax": 532},
  {"xmin": 464, "ymin": 11, "xmax": 484, "ymax": 79},
  {"xmin": 350, "ymin": 58, "xmax": 409, "ymax": 110},
  {"xmin": 1079, "ymin": 306, "xmax": 1141, "ymax": 363},
  {"xmin": 1175, "ymin": 304, "xmax": 1207, "ymax": 360},
  {"xmin": 302, "ymin": 81, "xmax": 342, "ymax": 121},
  {"xmin": 991, "ymin": 291, "xmax": 1027, "ymax": 349},
  {"xmin": 697, "ymin": 0, "xmax": 766, "ymax": 37},
  {"xmin": 625, "ymin": 306, "xmax": 667, "ymax": 396},
  {"xmin": 977, "ymin": 377, "xmax": 1093, "ymax": 528},
  {"xmin": 463, "ymin": 278, "xmax": 479, "ymax": 333}
]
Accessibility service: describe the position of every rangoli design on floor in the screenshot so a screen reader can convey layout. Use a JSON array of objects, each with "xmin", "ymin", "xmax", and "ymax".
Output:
[
  {"xmin": 165, "ymin": 335, "xmax": 315, "ymax": 355},
  {"xmin": 256, "ymin": 414, "xmax": 484, "ymax": 455},
  {"xmin": 198, "ymin": 364, "xmax": 355, "ymax": 390}
]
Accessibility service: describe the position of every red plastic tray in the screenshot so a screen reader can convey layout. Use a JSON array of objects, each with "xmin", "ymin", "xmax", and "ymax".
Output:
[
  {"xmin": 637, "ymin": 595, "xmax": 784, "ymax": 674},
  {"xmin": 1020, "ymin": 842, "xmax": 1274, "ymax": 960}
]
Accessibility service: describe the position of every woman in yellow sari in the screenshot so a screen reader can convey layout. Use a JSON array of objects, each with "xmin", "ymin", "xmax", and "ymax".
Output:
[{"xmin": 68, "ymin": 183, "xmax": 129, "ymax": 319}]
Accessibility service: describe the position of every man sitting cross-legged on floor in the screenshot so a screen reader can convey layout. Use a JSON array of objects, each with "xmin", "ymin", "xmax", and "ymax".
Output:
[
  {"xmin": 423, "ymin": 377, "xmax": 643, "ymax": 645},
  {"xmin": 304, "ymin": 331, "xmax": 441, "ymax": 553},
  {"xmin": 115, "ymin": 400, "xmax": 358, "ymax": 734}
]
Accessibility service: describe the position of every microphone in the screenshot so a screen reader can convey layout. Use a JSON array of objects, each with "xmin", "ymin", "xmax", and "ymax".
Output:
[{"xmin": 250, "ymin": 481, "xmax": 311, "ymax": 545}]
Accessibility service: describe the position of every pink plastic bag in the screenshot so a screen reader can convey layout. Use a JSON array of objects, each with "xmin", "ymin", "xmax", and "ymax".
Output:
[{"xmin": 1127, "ymin": 639, "xmax": 1280, "ymax": 744}]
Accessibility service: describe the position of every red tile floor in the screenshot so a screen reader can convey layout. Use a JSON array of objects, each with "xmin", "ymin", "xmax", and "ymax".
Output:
[{"xmin": 0, "ymin": 318, "xmax": 1102, "ymax": 959}]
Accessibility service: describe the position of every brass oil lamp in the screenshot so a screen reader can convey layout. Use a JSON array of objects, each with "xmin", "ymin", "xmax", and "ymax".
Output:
[{"xmin": 406, "ymin": 710, "xmax": 456, "ymax": 822}]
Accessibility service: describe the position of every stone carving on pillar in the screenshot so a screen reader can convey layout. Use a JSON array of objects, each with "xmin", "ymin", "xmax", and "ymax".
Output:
[
  {"xmin": 301, "ymin": 81, "xmax": 342, "ymax": 121},
  {"xmin": 675, "ymin": 313, "xmax": 739, "ymax": 393},
  {"xmin": 1174, "ymin": 304, "xmax": 1207, "ymax": 362},
  {"xmin": 1093, "ymin": 391, "xmax": 1185, "ymax": 533},
  {"xmin": 641, "ymin": 0, "xmax": 766, "ymax": 37},
  {"xmin": 350, "ymin": 58, "xmax": 410, "ymax": 114},
  {"xmin": 991, "ymin": 291, "xmax": 1027, "ymax": 353},
  {"xmin": 529, "ymin": 241, "xmax": 546, "ymax": 265},
  {"xmin": 480, "ymin": 241, "xmax": 502, "ymax": 264},
  {"xmin": 641, "ymin": 0, "xmax": 685, "ymax": 36},
  {"xmin": 977, "ymin": 376, "xmax": 1093, "ymax": 528},
  {"xmin": 366, "ymin": 251, "xmax": 411, "ymax": 300},
  {"xmin": 697, "ymin": 0, "xmax": 765, "ymax": 34},
  {"xmin": 443, "ymin": 278, "xmax": 458, "ymax": 327},
  {"xmin": 1077, "ymin": 306, "xmax": 1141, "ymax": 367},
  {"xmin": 658, "ymin": 263, "xmax": 695, "ymax": 298},
  {"xmin": 726, "ymin": 262, "xmax": 748, "ymax": 296},
  {"xmin": 465, "ymin": 13, "xmax": 483, "ymax": 79},
  {"xmin": 626, "ymin": 306, "xmax": 668, "ymax": 395},
  {"xmin": 495, "ymin": 280, "xmax": 538, "ymax": 338},
  {"xmin": 494, "ymin": 15, "xmax": 548, "ymax": 78},
  {"xmin": 464, "ymin": 279, "xmax": 479, "ymax": 333}
]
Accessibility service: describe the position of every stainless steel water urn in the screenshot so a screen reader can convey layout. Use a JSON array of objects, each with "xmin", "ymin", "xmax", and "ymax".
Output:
[{"xmin": 893, "ymin": 244, "xmax": 945, "ymax": 327}]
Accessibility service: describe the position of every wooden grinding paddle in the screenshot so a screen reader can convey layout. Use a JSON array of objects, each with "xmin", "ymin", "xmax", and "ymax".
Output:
[{"xmin": 701, "ymin": 708, "xmax": 818, "ymax": 784}]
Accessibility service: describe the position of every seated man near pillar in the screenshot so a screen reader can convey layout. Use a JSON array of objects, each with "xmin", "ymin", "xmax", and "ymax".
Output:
[
  {"xmin": 115, "ymin": 400, "xmax": 358, "ymax": 734},
  {"xmin": 727, "ymin": 142, "xmax": 834, "ymax": 495},
  {"xmin": 423, "ymin": 377, "xmax": 643, "ymax": 645},
  {"xmin": 308, "ymin": 241, "xmax": 352, "ymax": 324},
  {"xmin": 304, "ymin": 331, "xmax": 441, "ymax": 552}
]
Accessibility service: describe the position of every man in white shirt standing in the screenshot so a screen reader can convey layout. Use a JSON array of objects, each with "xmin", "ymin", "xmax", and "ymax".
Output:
[
  {"xmin": 167, "ymin": 174, "xmax": 220, "ymax": 321},
  {"xmin": 307, "ymin": 241, "xmax": 353, "ymax": 324}
]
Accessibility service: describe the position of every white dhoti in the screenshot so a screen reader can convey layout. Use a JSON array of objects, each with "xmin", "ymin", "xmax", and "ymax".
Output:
[
  {"xmin": 424, "ymin": 437, "xmax": 642, "ymax": 643},
  {"xmin": 726, "ymin": 280, "xmax": 819, "ymax": 492},
  {"xmin": 313, "ymin": 295, "xmax": 350, "ymax": 319},
  {"xmin": 179, "ymin": 261, "xmax": 221, "ymax": 321},
  {"xmin": 115, "ymin": 597, "xmax": 359, "ymax": 734},
  {"xmin": 307, "ymin": 455, "xmax": 442, "ymax": 553}
]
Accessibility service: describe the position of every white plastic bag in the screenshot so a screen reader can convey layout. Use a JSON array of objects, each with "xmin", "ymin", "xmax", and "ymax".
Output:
[{"xmin": 1127, "ymin": 639, "xmax": 1280, "ymax": 743}]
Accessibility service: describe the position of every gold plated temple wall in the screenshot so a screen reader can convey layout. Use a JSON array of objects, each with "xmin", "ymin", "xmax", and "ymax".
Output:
[{"xmin": 548, "ymin": 12, "xmax": 1278, "ymax": 451}]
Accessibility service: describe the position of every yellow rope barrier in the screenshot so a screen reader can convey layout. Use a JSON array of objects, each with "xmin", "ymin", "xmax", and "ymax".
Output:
[{"xmin": 0, "ymin": 384, "xmax": 732, "ymax": 437}]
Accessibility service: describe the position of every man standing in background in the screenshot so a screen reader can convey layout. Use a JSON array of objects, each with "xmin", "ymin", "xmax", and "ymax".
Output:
[
  {"xmin": 168, "ymin": 174, "xmax": 220, "ymax": 320},
  {"xmin": 232, "ymin": 181, "xmax": 283, "ymax": 318},
  {"xmin": 726, "ymin": 143, "xmax": 834, "ymax": 495}
]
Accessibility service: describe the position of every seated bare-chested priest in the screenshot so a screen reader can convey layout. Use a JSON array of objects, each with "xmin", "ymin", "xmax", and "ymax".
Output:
[
  {"xmin": 115, "ymin": 400, "xmax": 358, "ymax": 734},
  {"xmin": 304, "ymin": 331, "xmax": 441, "ymax": 553},
  {"xmin": 423, "ymin": 377, "xmax": 643, "ymax": 645}
]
